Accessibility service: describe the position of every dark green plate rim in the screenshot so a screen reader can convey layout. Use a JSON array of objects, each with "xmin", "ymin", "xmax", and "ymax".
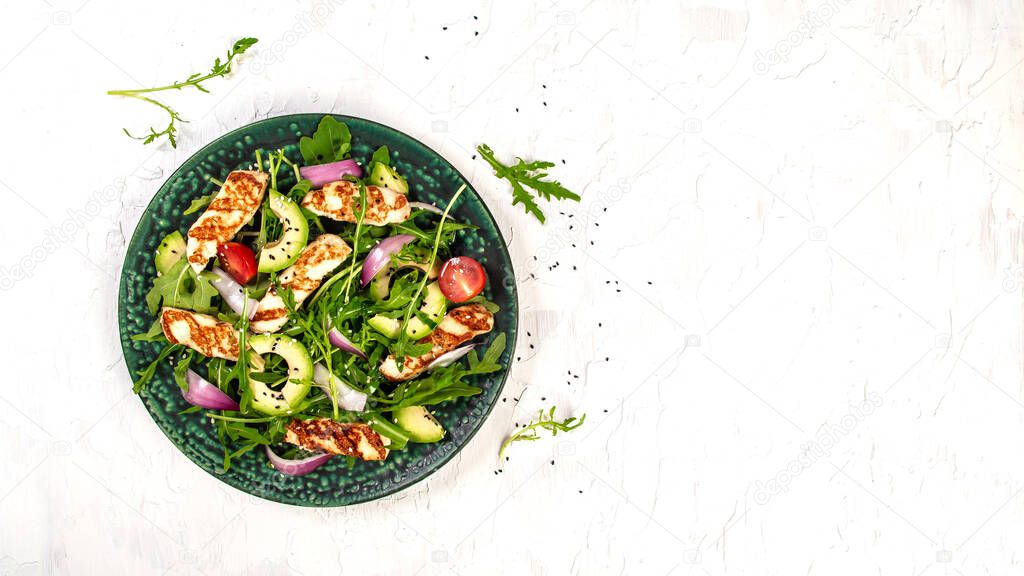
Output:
[{"xmin": 117, "ymin": 113, "xmax": 518, "ymax": 507}]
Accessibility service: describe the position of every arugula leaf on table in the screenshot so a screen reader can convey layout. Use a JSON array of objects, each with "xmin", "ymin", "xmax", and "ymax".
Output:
[
  {"xmin": 299, "ymin": 116, "xmax": 352, "ymax": 165},
  {"xmin": 144, "ymin": 257, "xmax": 219, "ymax": 315},
  {"xmin": 108, "ymin": 37, "xmax": 258, "ymax": 148},
  {"xmin": 476, "ymin": 143, "xmax": 580, "ymax": 223},
  {"xmin": 499, "ymin": 405, "xmax": 586, "ymax": 459}
]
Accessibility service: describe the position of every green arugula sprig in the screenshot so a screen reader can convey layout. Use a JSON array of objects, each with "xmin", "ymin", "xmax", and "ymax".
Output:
[
  {"xmin": 392, "ymin": 183, "xmax": 468, "ymax": 361},
  {"xmin": 108, "ymin": 37, "xmax": 258, "ymax": 147},
  {"xmin": 144, "ymin": 258, "xmax": 219, "ymax": 315},
  {"xmin": 499, "ymin": 406, "xmax": 586, "ymax": 459},
  {"xmin": 299, "ymin": 116, "xmax": 352, "ymax": 165},
  {"xmin": 476, "ymin": 143, "xmax": 580, "ymax": 223}
]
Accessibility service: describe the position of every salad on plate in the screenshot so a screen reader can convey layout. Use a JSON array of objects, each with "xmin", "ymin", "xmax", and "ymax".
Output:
[{"xmin": 132, "ymin": 116, "xmax": 506, "ymax": 476}]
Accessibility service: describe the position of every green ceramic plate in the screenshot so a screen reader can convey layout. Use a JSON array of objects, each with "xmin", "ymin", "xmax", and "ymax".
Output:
[{"xmin": 118, "ymin": 114, "xmax": 518, "ymax": 506}]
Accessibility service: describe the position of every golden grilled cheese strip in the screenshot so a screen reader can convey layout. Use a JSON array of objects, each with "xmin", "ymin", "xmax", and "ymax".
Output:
[
  {"xmin": 301, "ymin": 181, "xmax": 410, "ymax": 226},
  {"xmin": 284, "ymin": 419, "xmax": 388, "ymax": 461},
  {"xmin": 160, "ymin": 307, "xmax": 239, "ymax": 360},
  {"xmin": 186, "ymin": 170, "xmax": 268, "ymax": 272},
  {"xmin": 250, "ymin": 234, "xmax": 352, "ymax": 333},
  {"xmin": 380, "ymin": 304, "xmax": 494, "ymax": 382}
]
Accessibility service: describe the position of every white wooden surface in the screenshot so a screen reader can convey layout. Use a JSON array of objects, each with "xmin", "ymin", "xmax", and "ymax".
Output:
[{"xmin": 2, "ymin": 0, "xmax": 1024, "ymax": 574}]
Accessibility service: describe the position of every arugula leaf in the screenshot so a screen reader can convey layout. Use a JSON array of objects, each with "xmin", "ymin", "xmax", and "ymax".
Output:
[
  {"xmin": 133, "ymin": 343, "xmax": 183, "ymax": 393},
  {"xmin": 184, "ymin": 193, "xmax": 214, "ymax": 215},
  {"xmin": 370, "ymin": 145, "xmax": 391, "ymax": 167},
  {"xmin": 499, "ymin": 405, "xmax": 586, "ymax": 459},
  {"xmin": 476, "ymin": 143, "xmax": 580, "ymax": 223},
  {"xmin": 144, "ymin": 257, "xmax": 219, "ymax": 315},
  {"xmin": 173, "ymin": 350, "xmax": 196, "ymax": 393},
  {"xmin": 466, "ymin": 295, "xmax": 500, "ymax": 314},
  {"xmin": 467, "ymin": 333, "xmax": 505, "ymax": 373},
  {"xmin": 108, "ymin": 37, "xmax": 258, "ymax": 148},
  {"xmin": 388, "ymin": 333, "xmax": 506, "ymax": 409},
  {"xmin": 299, "ymin": 116, "xmax": 352, "ymax": 165},
  {"xmin": 131, "ymin": 319, "xmax": 166, "ymax": 342}
]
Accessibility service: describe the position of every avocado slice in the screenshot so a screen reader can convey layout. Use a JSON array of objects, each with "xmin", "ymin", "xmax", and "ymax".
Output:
[
  {"xmin": 368, "ymin": 282, "xmax": 446, "ymax": 339},
  {"xmin": 393, "ymin": 406, "xmax": 445, "ymax": 443},
  {"xmin": 248, "ymin": 334, "xmax": 313, "ymax": 416},
  {"xmin": 258, "ymin": 190, "xmax": 309, "ymax": 273},
  {"xmin": 368, "ymin": 162, "xmax": 409, "ymax": 194},
  {"xmin": 368, "ymin": 248, "xmax": 441, "ymax": 301},
  {"xmin": 155, "ymin": 231, "xmax": 186, "ymax": 275}
]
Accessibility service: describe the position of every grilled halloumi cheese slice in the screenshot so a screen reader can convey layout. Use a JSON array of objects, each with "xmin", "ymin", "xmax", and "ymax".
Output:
[
  {"xmin": 301, "ymin": 181, "xmax": 410, "ymax": 226},
  {"xmin": 380, "ymin": 304, "xmax": 494, "ymax": 382},
  {"xmin": 186, "ymin": 170, "xmax": 268, "ymax": 272},
  {"xmin": 250, "ymin": 234, "xmax": 352, "ymax": 333},
  {"xmin": 284, "ymin": 418, "xmax": 389, "ymax": 461},
  {"xmin": 160, "ymin": 307, "xmax": 240, "ymax": 360}
]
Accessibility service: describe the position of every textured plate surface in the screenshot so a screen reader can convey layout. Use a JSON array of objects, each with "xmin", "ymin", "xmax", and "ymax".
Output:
[{"xmin": 117, "ymin": 114, "xmax": 518, "ymax": 506}]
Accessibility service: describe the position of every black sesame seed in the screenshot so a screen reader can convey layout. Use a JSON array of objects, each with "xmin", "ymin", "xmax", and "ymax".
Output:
[
  {"xmin": 551, "ymin": 460, "xmax": 555, "ymax": 465},
  {"xmin": 425, "ymin": 55, "xmax": 430, "ymax": 60}
]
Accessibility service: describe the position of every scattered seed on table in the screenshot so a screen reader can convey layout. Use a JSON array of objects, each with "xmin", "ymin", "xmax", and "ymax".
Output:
[
  {"xmin": 443, "ymin": 26, "xmax": 448, "ymax": 30},
  {"xmin": 424, "ymin": 55, "xmax": 430, "ymax": 60},
  {"xmin": 529, "ymin": 344, "xmax": 534, "ymax": 349}
]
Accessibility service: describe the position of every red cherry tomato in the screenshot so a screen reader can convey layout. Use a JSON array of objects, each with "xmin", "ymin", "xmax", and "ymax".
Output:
[
  {"xmin": 438, "ymin": 256, "xmax": 486, "ymax": 303},
  {"xmin": 217, "ymin": 242, "xmax": 257, "ymax": 285}
]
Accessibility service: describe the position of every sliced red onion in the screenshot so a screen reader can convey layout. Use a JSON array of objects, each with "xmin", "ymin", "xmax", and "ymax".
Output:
[
  {"xmin": 209, "ymin": 268, "xmax": 259, "ymax": 319},
  {"xmin": 426, "ymin": 344, "xmax": 477, "ymax": 371},
  {"xmin": 313, "ymin": 363, "xmax": 368, "ymax": 412},
  {"xmin": 408, "ymin": 201, "xmax": 443, "ymax": 215},
  {"xmin": 328, "ymin": 327, "xmax": 367, "ymax": 359},
  {"xmin": 265, "ymin": 445, "xmax": 333, "ymax": 476},
  {"xmin": 299, "ymin": 159, "xmax": 363, "ymax": 188},
  {"xmin": 360, "ymin": 234, "xmax": 415, "ymax": 287},
  {"xmin": 184, "ymin": 369, "xmax": 240, "ymax": 411}
]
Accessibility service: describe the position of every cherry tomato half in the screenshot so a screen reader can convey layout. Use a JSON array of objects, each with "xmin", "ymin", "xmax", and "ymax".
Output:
[
  {"xmin": 217, "ymin": 242, "xmax": 257, "ymax": 285},
  {"xmin": 439, "ymin": 256, "xmax": 487, "ymax": 303}
]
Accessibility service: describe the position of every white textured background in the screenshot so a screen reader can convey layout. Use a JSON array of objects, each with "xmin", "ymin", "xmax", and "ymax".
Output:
[{"xmin": 2, "ymin": 0, "xmax": 1024, "ymax": 574}]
